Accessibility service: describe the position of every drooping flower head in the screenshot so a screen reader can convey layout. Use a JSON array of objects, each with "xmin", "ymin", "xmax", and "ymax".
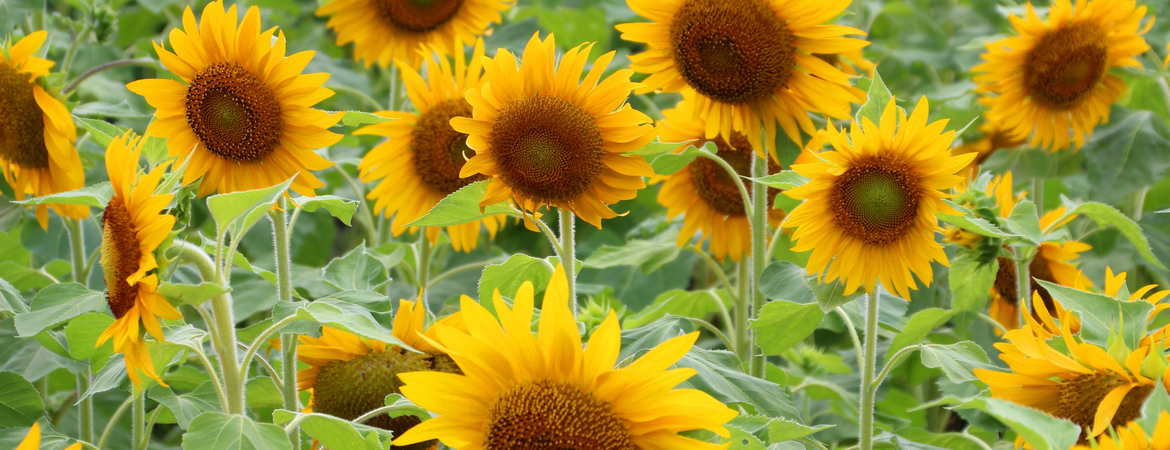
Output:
[
  {"xmin": 316, "ymin": 0, "xmax": 513, "ymax": 68},
  {"xmin": 393, "ymin": 265, "xmax": 738, "ymax": 449},
  {"xmin": 454, "ymin": 33, "xmax": 658, "ymax": 228},
  {"xmin": 973, "ymin": 0, "xmax": 1151, "ymax": 151},
  {"xmin": 127, "ymin": 1, "xmax": 341, "ymax": 197},
  {"xmin": 356, "ymin": 39, "xmax": 505, "ymax": 251},
  {"xmin": 617, "ymin": 0, "xmax": 868, "ymax": 154},
  {"xmin": 95, "ymin": 132, "xmax": 182, "ymax": 389},
  {"xmin": 783, "ymin": 97, "xmax": 975, "ymax": 299},
  {"xmin": 656, "ymin": 91, "xmax": 785, "ymax": 262},
  {"xmin": 0, "ymin": 30, "xmax": 88, "ymax": 228}
]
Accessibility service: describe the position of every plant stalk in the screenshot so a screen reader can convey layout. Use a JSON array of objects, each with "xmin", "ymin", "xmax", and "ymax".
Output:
[
  {"xmin": 418, "ymin": 229, "xmax": 432, "ymax": 302},
  {"xmin": 269, "ymin": 204, "xmax": 302, "ymax": 449},
  {"xmin": 66, "ymin": 218, "xmax": 94, "ymax": 442},
  {"xmin": 559, "ymin": 208, "xmax": 577, "ymax": 307},
  {"xmin": 78, "ymin": 369, "xmax": 93, "ymax": 443},
  {"xmin": 749, "ymin": 153, "xmax": 768, "ymax": 377},
  {"xmin": 734, "ymin": 262, "xmax": 751, "ymax": 362},
  {"xmin": 1017, "ymin": 249, "xmax": 1032, "ymax": 326},
  {"xmin": 859, "ymin": 289, "xmax": 880, "ymax": 450},
  {"xmin": 131, "ymin": 389, "xmax": 145, "ymax": 450}
]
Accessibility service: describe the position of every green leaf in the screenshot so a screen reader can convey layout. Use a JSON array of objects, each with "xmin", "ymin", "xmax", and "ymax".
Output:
[
  {"xmin": 334, "ymin": 110, "xmax": 393, "ymax": 127},
  {"xmin": 408, "ymin": 180, "xmax": 523, "ymax": 227},
  {"xmin": 676, "ymin": 346, "xmax": 800, "ymax": 420},
  {"xmin": 206, "ymin": 176, "xmax": 295, "ymax": 237},
  {"xmin": 725, "ymin": 423, "xmax": 767, "ymax": 450},
  {"xmin": 0, "ymin": 425, "xmax": 76, "ymax": 450},
  {"xmin": 1004, "ymin": 200, "xmax": 1042, "ymax": 244},
  {"xmin": 1068, "ymin": 199, "xmax": 1165, "ymax": 269},
  {"xmin": 957, "ymin": 397, "xmax": 1079, "ymax": 450},
  {"xmin": 478, "ymin": 253, "xmax": 554, "ymax": 303},
  {"xmin": 948, "ymin": 252, "xmax": 997, "ymax": 315},
  {"xmin": 1035, "ymin": 280, "xmax": 1154, "ymax": 350},
  {"xmin": 73, "ymin": 100, "xmax": 147, "ymax": 118},
  {"xmin": 13, "ymin": 182, "xmax": 112, "ymax": 208},
  {"xmin": 322, "ymin": 244, "xmax": 389, "ymax": 291},
  {"xmin": 650, "ymin": 142, "xmax": 712, "ymax": 176},
  {"xmin": 143, "ymin": 136, "xmax": 170, "ymax": 166},
  {"xmin": 750, "ymin": 301, "xmax": 825, "ymax": 356},
  {"xmin": 384, "ymin": 393, "xmax": 432, "ymax": 420},
  {"xmin": 767, "ymin": 417, "xmax": 833, "ymax": 441},
  {"xmin": 158, "ymin": 282, "xmax": 232, "ymax": 307},
  {"xmin": 64, "ymin": 313, "xmax": 114, "ymax": 367},
  {"xmin": 618, "ymin": 315, "xmax": 693, "ymax": 363},
  {"xmin": 74, "ymin": 115, "xmax": 128, "ymax": 148},
  {"xmin": 856, "ymin": 71, "xmax": 893, "ymax": 127},
  {"xmin": 622, "ymin": 139, "xmax": 693, "ymax": 157},
  {"xmin": 937, "ymin": 201, "xmax": 1016, "ymax": 239},
  {"xmin": 15, "ymin": 282, "xmax": 106, "ymax": 337},
  {"xmin": 0, "ymin": 372, "xmax": 44, "ymax": 427},
  {"xmin": 807, "ymin": 273, "xmax": 865, "ymax": 312},
  {"xmin": 1139, "ymin": 382, "xmax": 1170, "ymax": 431},
  {"xmin": 150, "ymin": 381, "xmax": 224, "ymax": 429},
  {"xmin": 622, "ymin": 289, "xmax": 725, "ymax": 329},
  {"xmin": 583, "ymin": 228, "xmax": 681, "ymax": 274},
  {"xmin": 272, "ymin": 410, "xmax": 392, "ymax": 450},
  {"xmin": 294, "ymin": 195, "xmax": 359, "ymax": 226},
  {"xmin": 183, "ymin": 412, "xmax": 292, "ymax": 450},
  {"xmin": 918, "ymin": 342, "xmax": 995, "ymax": 384},
  {"xmin": 0, "ymin": 278, "xmax": 28, "ymax": 314},
  {"xmin": 1083, "ymin": 106, "xmax": 1170, "ymax": 202},
  {"xmin": 279, "ymin": 299, "xmax": 408, "ymax": 349},
  {"xmin": 758, "ymin": 262, "xmax": 816, "ymax": 304},
  {"xmin": 745, "ymin": 171, "xmax": 810, "ymax": 190},
  {"xmin": 886, "ymin": 308, "xmax": 952, "ymax": 363}
]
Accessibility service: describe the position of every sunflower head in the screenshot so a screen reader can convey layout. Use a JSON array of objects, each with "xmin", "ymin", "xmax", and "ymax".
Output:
[
  {"xmin": 0, "ymin": 30, "xmax": 88, "ymax": 228},
  {"xmin": 127, "ymin": 1, "xmax": 342, "ymax": 197},
  {"xmin": 1075, "ymin": 410, "xmax": 1170, "ymax": 450},
  {"xmin": 951, "ymin": 117, "xmax": 1026, "ymax": 182},
  {"xmin": 973, "ymin": 0, "xmax": 1151, "ymax": 151},
  {"xmin": 784, "ymin": 97, "xmax": 975, "ymax": 299},
  {"xmin": 393, "ymin": 265, "xmax": 737, "ymax": 449},
  {"xmin": 453, "ymin": 33, "xmax": 657, "ymax": 228}
]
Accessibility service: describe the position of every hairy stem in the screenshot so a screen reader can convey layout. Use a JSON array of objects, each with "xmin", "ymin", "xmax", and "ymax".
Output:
[
  {"xmin": 269, "ymin": 204, "xmax": 301, "ymax": 449},
  {"xmin": 1017, "ymin": 249, "xmax": 1032, "ymax": 327},
  {"xmin": 132, "ymin": 389, "xmax": 145, "ymax": 450},
  {"xmin": 417, "ymin": 229, "xmax": 432, "ymax": 302},
  {"xmin": 859, "ymin": 289, "xmax": 880, "ymax": 450},
  {"xmin": 98, "ymin": 395, "xmax": 133, "ymax": 449},
  {"xmin": 734, "ymin": 262, "xmax": 751, "ymax": 362},
  {"xmin": 749, "ymin": 153, "xmax": 768, "ymax": 377},
  {"xmin": 78, "ymin": 369, "xmax": 93, "ymax": 443},
  {"xmin": 559, "ymin": 208, "xmax": 577, "ymax": 307},
  {"xmin": 66, "ymin": 218, "xmax": 93, "ymax": 442}
]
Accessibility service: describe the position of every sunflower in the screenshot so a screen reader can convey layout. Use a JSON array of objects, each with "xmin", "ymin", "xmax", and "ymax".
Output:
[
  {"xmin": 316, "ymin": 0, "xmax": 512, "ymax": 69},
  {"xmin": 951, "ymin": 117, "xmax": 1026, "ymax": 182},
  {"xmin": 127, "ymin": 1, "xmax": 342, "ymax": 197},
  {"xmin": 973, "ymin": 0, "xmax": 1151, "ymax": 151},
  {"xmin": 356, "ymin": 39, "xmax": 505, "ymax": 252},
  {"xmin": 297, "ymin": 299, "xmax": 464, "ymax": 450},
  {"xmin": 17, "ymin": 423, "xmax": 82, "ymax": 450},
  {"xmin": 94, "ymin": 132, "xmax": 182, "ymax": 389},
  {"xmin": 1076, "ymin": 411, "xmax": 1170, "ymax": 450},
  {"xmin": 783, "ymin": 97, "xmax": 975, "ymax": 299},
  {"xmin": 454, "ymin": 33, "xmax": 657, "ymax": 228},
  {"xmin": 393, "ymin": 264, "xmax": 736, "ymax": 449},
  {"xmin": 0, "ymin": 30, "xmax": 88, "ymax": 229},
  {"xmin": 617, "ymin": 0, "xmax": 867, "ymax": 153},
  {"xmin": 656, "ymin": 92, "xmax": 784, "ymax": 262}
]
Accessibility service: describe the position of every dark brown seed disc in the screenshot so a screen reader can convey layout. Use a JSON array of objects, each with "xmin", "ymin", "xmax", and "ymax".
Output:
[
  {"xmin": 374, "ymin": 0, "xmax": 465, "ymax": 33},
  {"xmin": 1056, "ymin": 373, "xmax": 1152, "ymax": 442},
  {"xmin": 992, "ymin": 256, "xmax": 1019, "ymax": 307},
  {"xmin": 1023, "ymin": 21, "xmax": 1108, "ymax": 110},
  {"xmin": 0, "ymin": 61, "xmax": 50, "ymax": 169},
  {"xmin": 101, "ymin": 195, "xmax": 143, "ymax": 319},
  {"xmin": 185, "ymin": 62, "xmax": 283, "ymax": 162},
  {"xmin": 688, "ymin": 133, "xmax": 781, "ymax": 216},
  {"xmin": 484, "ymin": 380, "xmax": 634, "ymax": 450},
  {"xmin": 669, "ymin": 0, "xmax": 796, "ymax": 105},
  {"xmin": 489, "ymin": 95, "xmax": 605, "ymax": 205},
  {"xmin": 829, "ymin": 154, "xmax": 921, "ymax": 245},
  {"xmin": 412, "ymin": 99, "xmax": 486, "ymax": 193}
]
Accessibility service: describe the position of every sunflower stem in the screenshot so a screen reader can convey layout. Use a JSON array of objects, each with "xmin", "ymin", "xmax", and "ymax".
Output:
[
  {"xmin": 859, "ymin": 289, "xmax": 880, "ymax": 450},
  {"xmin": 269, "ymin": 201, "xmax": 301, "ymax": 448},
  {"xmin": 417, "ymin": 229, "xmax": 432, "ymax": 302},
  {"xmin": 140, "ymin": 405, "xmax": 162, "ymax": 450},
  {"xmin": 559, "ymin": 208, "xmax": 577, "ymax": 309},
  {"xmin": 98, "ymin": 395, "xmax": 133, "ymax": 449},
  {"xmin": 1032, "ymin": 179, "xmax": 1045, "ymax": 215},
  {"xmin": 749, "ymin": 153, "xmax": 768, "ymax": 378},
  {"xmin": 66, "ymin": 218, "xmax": 94, "ymax": 443},
  {"xmin": 1016, "ymin": 248, "xmax": 1032, "ymax": 327},
  {"xmin": 131, "ymin": 388, "xmax": 145, "ymax": 450},
  {"xmin": 63, "ymin": 58, "xmax": 158, "ymax": 94},
  {"xmin": 78, "ymin": 369, "xmax": 93, "ymax": 443},
  {"xmin": 734, "ymin": 262, "xmax": 751, "ymax": 362},
  {"xmin": 208, "ymin": 230, "xmax": 244, "ymax": 415}
]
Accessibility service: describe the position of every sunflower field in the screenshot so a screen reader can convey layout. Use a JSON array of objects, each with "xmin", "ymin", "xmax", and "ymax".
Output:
[{"xmin": 5, "ymin": 0, "xmax": 1170, "ymax": 448}]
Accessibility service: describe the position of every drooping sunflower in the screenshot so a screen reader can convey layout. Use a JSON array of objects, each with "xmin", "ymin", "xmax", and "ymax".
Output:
[
  {"xmin": 0, "ymin": 30, "xmax": 88, "ymax": 229},
  {"xmin": 356, "ymin": 39, "xmax": 505, "ymax": 252},
  {"xmin": 454, "ymin": 33, "xmax": 657, "ymax": 228},
  {"xmin": 783, "ymin": 97, "xmax": 975, "ymax": 299},
  {"xmin": 127, "ymin": 1, "xmax": 342, "ymax": 197},
  {"xmin": 95, "ymin": 132, "xmax": 182, "ymax": 389},
  {"xmin": 17, "ymin": 423, "xmax": 82, "ymax": 450},
  {"xmin": 617, "ymin": 0, "xmax": 867, "ymax": 153},
  {"xmin": 1076, "ymin": 411, "xmax": 1170, "ymax": 450},
  {"xmin": 393, "ymin": 264, "xmax": 738, "ymax": 449},
  {"xmin": 297, "ymin": 299, "xmax": 464, "ymax": 450},
  {"xmin": 973, "ymin": 0, "xmax": 1151, "ymax": 151},
  {"xmin": 656, "ymin": 92, "xmax": 784, "ymax": 262},
  {"xmin": 316, "ymin": 0, "xmax": 512, "ymax": 68}
]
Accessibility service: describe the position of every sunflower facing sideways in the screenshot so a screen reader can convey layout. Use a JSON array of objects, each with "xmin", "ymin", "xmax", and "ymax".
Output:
[
  {"xmin": 973, "ymin": 0, "xmax": 1151, "ymax": 151},
  {"xmin": 127, "ymin": 1, "xmax": 342, "ymax": 197},
  {"xmin": 356, "ymin": 39, "xmax": 505, "ymax": 252},
  {"xmin": 656, "ymin": 92, "xmax": 784, "ymax": 262},
  {"xmin": 783, "ymin": 97, "xmax": 975, "ymax": 299},
  {"xmin": 0, "ymin": 30, "xmax": 88, "ymax": 229},
  {"xmin": 316, "ymin": 0, "xmax": 512, "ymax": 68},
  {"xmin": 617, "ymin": 0, "xmax": 867, "ymax": 153},
  {"xmin": 454, "ymin": 33, "xmax": 657, "ymax": 228},
  {"xmin": 297, "ymin": 299, "xmax": 465, "ymax": 450},
  {"xmin": 94, "ymin": 132, "xmax": 181, "ymax": 389},
  {"xmin": 393, "ymin": 265, "xmax": 737, "ymax": 449}
]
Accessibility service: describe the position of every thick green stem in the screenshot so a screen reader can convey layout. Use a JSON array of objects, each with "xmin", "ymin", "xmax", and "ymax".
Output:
[
  {"xmin": 269, "ymin": 205, "xmax": 301, "ymax": 449},
  {"xmin": 417, "ymin": 229, "xmax": 432, "ymax": 302},
  {"xmin": 66, "ymin": 218, "xmax": 94, "ymax": 442},
  {"xmin": 859, "ymin": 289, "xmax": 880, "ymax": 450},
  {"xmin": 79, "ymin": 369, "xmax": 93, "ymax": 443},
  {"xmin": 281, "ymin": 334, "xmax": 300, "ymax": 449},
  {"xmin": 1017, "ymin": 250, "xmax": 1031, "ymax": 325},
  {"xmin": 1132, "ymin": 187, "xmax": 1149, "ymax": 222},
  {"xmin": 559, "ymin": 209, "xmax": 577, "ymax": 306},
  {"xmin": 749, "ymin": 153, "xmax": 768, "ymax": 377},
  {"xmin": 734, "ymin": 262, "xmax": 751, "ymax": 362},
  {"xmin": 132, "ymin": 389, "xmax": 145, "ymax": 450},
  {"xmin": 1032, "ymin": 179, "xmax": 1045, "ymax": 215},
  {"xmin": 98, "ymin": 395, "xmax": 133, "ymax": 449},
  {"xmin": 66, "ymin": 219, "xmax": 87, "ymax": 285},
  {"xmin": 176, "ymin": 235, "xmax": 242, "ymax": 415}
]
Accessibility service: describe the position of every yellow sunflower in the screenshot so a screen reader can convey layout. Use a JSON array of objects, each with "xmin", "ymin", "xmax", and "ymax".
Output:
[
  {"xmin": 454, "ymin": 33, "xmax": 657, "ymax": 228},
  {"xmin": 127, "ymin": 1, "xmax": 342, "ymax": 197},
  {"xmin": 297, "ymin": 299, "xmax": 464, "ymax": 449},
  {"xmin": 1076, "ymin": 411, "xmax": 1170, "ymax": 450},
  {"xmin": 17, "ymin": 423, "xmax": 82, "ymax": 450},
  {"xmin": 393, "ymin": 264, "xmax": 737, "ymax": 449},
  {"xmin": 973, "ymin": 0, "xmax": 1151, "ymax": 151},
  {"xmin": 617, "ymin": 0, "xmax": 867, "ymax": 153},
  {"xmin": 951, "ymin": 117, "xmax": 1026, "ymax": 182},
  {"xmin": 783, "ymin": 97, "xmax": 975, "ymax": 299},
  {"xmin": 356, "ymin": 39, "xmax": 505, "ymax": 252},
  {"xmin": 95, "ymin": 132, "xmax": 182, "ymax": 389},
  {"xmin": 316, "ymin": 0, "xmax": 512, "ymax": 68},
  {"xmin": 0, "ymin": 30, "xmax": 88, "ymax": 229},
  {"xmin": 656, "ymin": 92, "xmax": 784, "ymax": 262}
]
